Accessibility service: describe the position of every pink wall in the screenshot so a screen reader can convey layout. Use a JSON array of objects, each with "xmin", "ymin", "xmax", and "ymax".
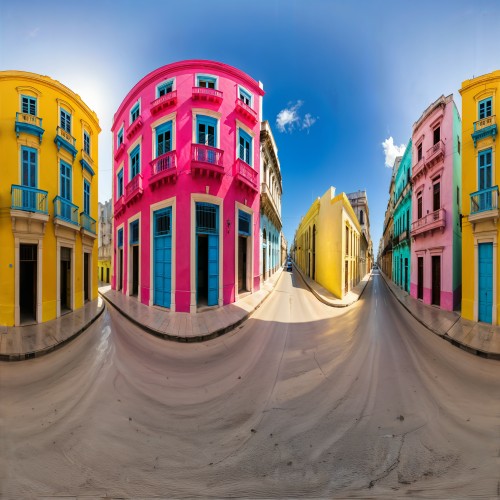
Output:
[
  {"xmin": 111, "ymin": 60, "xmax": 264, "ymax": 312},
  {"xmin": 410, "ymin": 96, "xmax": 459, "ymax": 311}
]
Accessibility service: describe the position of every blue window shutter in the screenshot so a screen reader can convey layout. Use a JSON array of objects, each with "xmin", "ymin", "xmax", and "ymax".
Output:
[
  {"xmin": 117, "ymin": 170, "xmax": 123, "ymax": 197},
  {"xmin": 238, "ymin": 210, "xmax": 251, "ymax": 236},
  {"xmin": 156, "ymin": 121, "xmax": 173, "ymax": 156},
  {"xmin": 130, "ymin": 145, "xmax": 141, "ymax": 178},
  {"xmin": 238, "ymin": 129, "xmax": 252, "ymax": 166},
  {"xmin": 197, "ymin": 116, "xmax": 217, "ymax": 147},
  {"xmin": 22, "ymin": 95, "xmax": 37, "ymax": 115},
  {"xmin": 84, "ymin": 180, "xmax": 90, "ymax": 214},
  {"xmin": 130, "ymin": 220, "xmax": 139, "ymax": 245},
  {"xmin": 118, "ymin": 228, "xmax": 123, "ymax": 248}
]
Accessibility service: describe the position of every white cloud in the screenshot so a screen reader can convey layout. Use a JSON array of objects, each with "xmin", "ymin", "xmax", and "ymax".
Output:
[
  {"xmin": 276, "ymin": 100, "xmax": 318, "ymax": 133},
  {"xmin": 381, "ymin": 136, "xmax": 406, "ymax": 168}
]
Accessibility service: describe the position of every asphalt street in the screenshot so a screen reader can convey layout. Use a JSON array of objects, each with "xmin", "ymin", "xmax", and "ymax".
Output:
[{"xmin": 1, "ymin": 269, "xmax": 499, "ymax": 498}]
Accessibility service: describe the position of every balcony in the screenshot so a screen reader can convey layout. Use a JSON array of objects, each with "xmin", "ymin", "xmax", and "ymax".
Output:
[
  {"xmin": 395, "ymin": 182, "xmax": 411, "ymax": 206},
  {"xmin": 261, "ymin": 183, "xmax": 281, "ymax": 226},
  {"xmin": 15, "ymin": 112, "xmax": 44, "ymax": 143},
  {"xmin": 426, "ymin": 140, "xmax": 445, "ymax": 168},
  {"xmin": 125, "ymin": 174, "xmax": 143, "ymax": 206},
  {"xmin": 150, "ymin": 151, "xmax": 177, "ymax": 189},
  {"xmin": 80, "ymin": 150, "xmax": 95, "ymax": 176},
  {"xmin": 192, "ymin": 87, "xmax": 223, "ymax": 104},
  {"xmin": 412, "ymin": 157, "xmax": 425, "ymax": 179},
  {"xmin": 11, "ymin": 185, "xmax": 48, "ymax": 214},
  {"xmin": 235, "ymin": 99, "xmax": 258, "ymax": 124},
  {"xmin": 472, "ymin": 115, "xmax": 497, "ymax": 147},
  {"xmin": 53, "ymin": 196, "xmax": 79, "ymax": 227},
  {"xmin": 114, "ymin": 196, "xmax": 125, "ymax": 218},
  {"xmin": 399, "ymin": 230, "xmax": 409, "ymax": 244},
  {"xmin": 411, "ymin": 208, "xmax": 446, "ymax": 238},
  {"xmin": 80, "ymin": 212, "xmax": 97, "ymax": 238},
  {"xmin": 151, "ymin": 91, "xmax": 177, "ymax": 114},
  {"xmin": 233, "ymin": 158, "xmax": 258, "ymax": 193},
  {"xmin": 54, "ymin": 127, "xmax": 77, "ymax": 160},
  {"xmin": 126, "ymin": 116, "xmax": 143, "ymax": 140},
  {"xmin": 114, "ymin": 141, "xmax": 126, "ymax": 160},
  {"xmin": 469, "ymin": 186, "xmax": 499, "ymax": 225},
  {"xmin": 191, "ymin": 144, "xmax": 224, "ymax": 179}
]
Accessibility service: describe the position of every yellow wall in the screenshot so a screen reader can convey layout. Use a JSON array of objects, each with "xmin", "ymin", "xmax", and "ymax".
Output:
[
  {"xmin": 294, "ymin": 187, "xmax": 361, "ymax": 299},
  {"xmin": 98, "ymin": 260, "xmax": 112, "ymax": 283},
  {"xmin": 0, "ymin": 71, "xmax": 100, "ymax": 326},
  {"xmin": 460, "ymin": 70, "xmax": 500, "ymax": 323}
]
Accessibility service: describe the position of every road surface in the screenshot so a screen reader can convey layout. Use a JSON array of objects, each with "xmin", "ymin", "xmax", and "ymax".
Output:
[{"xmin": 1, "ymin": 270, "xmax": 499, "ymax": 498}]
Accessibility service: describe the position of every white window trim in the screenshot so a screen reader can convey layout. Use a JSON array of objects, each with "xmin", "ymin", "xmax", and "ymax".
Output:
[
  {"xmin": 190, "ymin": 193, "xmax": 223, "ymax": 313},
  {"xmin": 191, "ymin": 109, "xmax": 222, "ymax": 148},
  {"xmin": 149, "ymin": 197, "xmax": 176, "ymax": 310},
  {"xmin": 129, "ymin": 98, "xmax": 142, "ymax": 125},
  {"xmin": 127, "ymin": 212, "xmax": 141, "ymax": 297},
  {"xmin": 151, "ymin": 111, "xmax": 177, "ymax": 159},
  {"xmin": 237, "ymin": 85, "xmax": 253, "ymax": 106},
  {"xmin": 235, "ymin": 120, "xmax": 255, "ymax": 166}
]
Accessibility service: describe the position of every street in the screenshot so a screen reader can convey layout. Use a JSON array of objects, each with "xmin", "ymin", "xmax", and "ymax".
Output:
[{"xmin": 1, "ymin": 269, "xmax": 499, "ymax": 498}]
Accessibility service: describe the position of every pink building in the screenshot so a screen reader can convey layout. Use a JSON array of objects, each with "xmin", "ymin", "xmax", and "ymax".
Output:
[
  {"xmin": 111, "ymin": 60, "xmax": 264, "ymax": 312},
  {"xmin": 410, "ymin": 94, "xmax": 462, "ymax": 311}
]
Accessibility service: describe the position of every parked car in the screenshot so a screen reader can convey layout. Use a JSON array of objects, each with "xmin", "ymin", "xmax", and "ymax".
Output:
[{"xmin": 286, "ymin": 259, "xmax": 293, "ymax": 272}]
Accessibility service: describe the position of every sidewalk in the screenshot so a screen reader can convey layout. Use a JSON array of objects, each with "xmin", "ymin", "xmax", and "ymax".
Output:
[
  {"xmin": 99, "ymin": 267, "xmax": 284, "ymax": 342},
  {"xmin": 380, "ymin": 271, "xmax": 500, "ymax": 360},
  {"xmin": 0, "ymin": 298, "xmax": 105, "ymax": 361},
  {"xmin": 293, "ymin": 263, "xmax": 372, "ymax": 307}
]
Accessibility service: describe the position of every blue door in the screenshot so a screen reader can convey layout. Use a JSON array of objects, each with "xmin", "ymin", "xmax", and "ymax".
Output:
[
  {"xmin": 153, "ymin": 207, "xmax": 172, "ymax": 308},
  {"xmin": 478, "ymin": 243, "xmax": 493, "ymax": 323},
  {"xmin": 21, "ymin": 147, "xmax": 37, "ymax": 210},
  {"xmin": 207, "ymin": 234, "xmax": 219, "ymax": 306}
]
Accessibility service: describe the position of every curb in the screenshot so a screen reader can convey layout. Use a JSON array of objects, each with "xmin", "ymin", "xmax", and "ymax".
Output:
[
  {"xmin": 293, "ymin": 263, "xmax": 370, "ymax": 308},
  {"xmin": 0, "ymin": 302, "xmax": 106, "ymax": 362},
  {"xmin": 99, "ymin": 270, "xmax": 283, "ymax": 343},
  {"xmin": 378, "ymin": 272, "xmax": 500, "ymax": 360}
]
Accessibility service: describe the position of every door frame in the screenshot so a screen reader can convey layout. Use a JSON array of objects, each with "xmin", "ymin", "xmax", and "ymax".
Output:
[
  {"xmin": 56, "ymin": 240, "xmax": 75, "ymax": 318},
  {"xmin": 234, "ymin": 202, "xmax": 254, "ymax": 302},
  {"xmin": 127, "ymin": 212, "xmax": 141, "ymax": 298},
  {"xmin": 473, "ymin": 232, "xmax": 497, "ymax": 323},
  {"xmin": 82, "ymin": 247, "xmax": 93, "ymax": 302},
  {"xmin": 190, "ymin": 194, "xmax": 223, "ymax": 313},
  {"xmin": 149, "ymin": 198, "xmax": 176, "ymax": 310}
]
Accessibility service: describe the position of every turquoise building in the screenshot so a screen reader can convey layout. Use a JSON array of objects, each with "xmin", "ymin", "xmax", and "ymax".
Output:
[{"xmin": 392, "ymin": 140, "xmax": 412, "ymax": 292}]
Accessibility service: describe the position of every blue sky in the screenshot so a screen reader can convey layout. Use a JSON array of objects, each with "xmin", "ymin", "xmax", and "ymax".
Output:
[{"xmin": 1, "ymin": 0, "xmax": 499, "ymax": 253}]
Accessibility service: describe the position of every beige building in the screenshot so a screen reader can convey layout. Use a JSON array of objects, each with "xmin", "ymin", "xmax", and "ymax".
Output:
[
  {"xmin": 98, "ymin": 200, "xmax": 112, "ymax": 283},
  {"xmin": 347, "ymin": 190, "xmax": 373, "ymax": 276}
]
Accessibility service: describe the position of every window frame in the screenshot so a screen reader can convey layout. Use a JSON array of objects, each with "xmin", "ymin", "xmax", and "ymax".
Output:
[
  {"xmin": 60, "ymin": 108, "xmax": 72, "ymax": 134},
  {"xmin": 130, "ymin": 102, "xmax": 140, "ymax": 124},
  {"xmin": 156, "ymin": 78, "xmax": 175, "ymax": 98},
  {"xmin": 238, "ymin": 86, "xmax": 253, "ymax": 106},
  {"xmin": 83, "ymin": 179, "xmax": 91, "ymax": 215},
  {"xmin": 155, "ymin": 120, "xmax": 173, "ymax": 157},
  {"xmin": 117, "ymin": 168, "xmax": 124, "ymax": 198},
  {"xmin": 478, "ymin": 148, "xmax": 493, "ymax": 191},
  {"xmin": 83, "ymin": 131, "xmax": 91, "ymax": 155},
  {"xmin": 21, "ymin": 94, "xmax": 37, "ymax": 116},
  {"xmin": 238, "ymin": 128, "xmax": 253, "ymax": 166},
  {"xmin": 196, "ymin": 115, "xmax": 218, "ymax": 147},
  {"xmin": 196, "ymin": 74, "xmax": 218, "ymax": 89},
  {"xmin": 130, "ymin": 145, "xmax": 141, "ymax": 180},
  {"xmin": 479, "ymin": 97, "xmax": 493, "ymax": 120},
  {"xmin": 117, "ymin": 127, "xmax": 124, "ymax": 148}
]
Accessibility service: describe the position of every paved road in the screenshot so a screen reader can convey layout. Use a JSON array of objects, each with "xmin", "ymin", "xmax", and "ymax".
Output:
[{"xmin": 1, "ymin": 270, "xmax": 499, "ymax": 498}]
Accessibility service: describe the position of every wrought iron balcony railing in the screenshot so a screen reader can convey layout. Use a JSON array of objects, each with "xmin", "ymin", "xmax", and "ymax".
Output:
[
  {"xmin": 53, "ymin": 196, "xmax": 79, "ymax": 226},
  {"xmin": 80, "ymin": 212, "xmax": 96, "ymax": 234},
  {"xmin": 470, "ymin": 185, "xmax": 499, "ymax": 215},
  {"xmin": 11, "ymin": 185, "xmax": 48, "ymax": 214}
]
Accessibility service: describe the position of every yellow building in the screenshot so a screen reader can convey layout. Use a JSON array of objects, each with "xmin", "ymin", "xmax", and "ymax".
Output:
[
  {"xmin": 294, "ymin": 187, "xmax": 361, "ymax": 298},
  {"xmin": 460, "ymin": 70, "xmax": 499, "ymax": 324},
  {"xmin": 0, "ymin": 71, "xmax": 100, "ymax": 326}
]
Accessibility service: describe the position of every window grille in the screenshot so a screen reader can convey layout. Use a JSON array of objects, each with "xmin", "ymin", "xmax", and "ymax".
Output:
[{"xmin": 196, "ymin": 203, "xmax": 218, "ymax": 233}]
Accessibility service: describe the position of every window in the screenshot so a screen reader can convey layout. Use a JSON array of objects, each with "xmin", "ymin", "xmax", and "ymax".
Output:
[
  {"xmin": 60, "ymin": 108, "xmax": 71, "ymax": 133},
  {"xmin": 417, "ymin": 143, "xmax": 422, "ymax": 162},
  {"xmin": 117, "ymin": 169, "xmax": 123, "ymax": 198},
  {"xmin": 359, "ymin": 210, "xmax": 364, "ymax": 225},
  {"xmin": 238, "ymin": 128, "xmax": 252, "ymax": 165},
  {"xmin": 130, "ymin": 102, "xmax": 140, "ymax": 123},
  {"xmin": 238, "ymin": 210, "xmax": 251, "ymax": 236},
  {"xmin": 130, "ymin": 145, "xmax": 140, "ymax": 179},
  {"xmin": 196, "ymin": 75, "xmax": 216, "ymax": 89},
  {"xmin": 60, "ymin": 160, "xmax": 72, "ymax": 201},
  {"xmin": 117, "ymin": 128, "xmax": 124, "ymax": 147},
  {"xmin": 479, "ymin": 98, "xmax": 492, "ymax": 119},
  {"xmin": 417, "ymin": 196, "xmax": 422, "ymax": 219},
  {"xmin": 84, "ymin": 131, "xmax": 90, "ymax": 155},
  {"xmin": 83, "ymin": 180, "xmax": 90, "ymax": 214},
  {"xmin": 478, "ymin": 149, "xmax": 492, "ymax": 191},
  {"xmin": 433, "ymin": 126, "xmax": 440, "ymax": 145},
  {"xmin": 117, "ymin": 228, "xmax": 123, "ymax": 248},
  {"xmin": 157, "ymin": 79, "xmax": 174, "ymax": 97},
  {"xmin": 433, "ymin": 182, "xmax": 441, "ymax": 211},
  {"xmin": 155, "ymin": 209, "xmax": 171, "ymax": 235},
  {"xmin": 21, "ymin": 146, "xmax": 37, "ymax": 188},
  {"xmin": 156, "ymin": 121, "xmax": 172, "ymax": 156},
  {"xmin": 130, "ymin": 220, "xmax": 139, "ymax": 245},
  {"xmin": 345, "ymin": 226, "xmax": 349, "ymax": 254},
  {"xmin": 457, "ymin": 136, "xmax": 461, "ymax": 154},
  {"xmin": 197, "ymin": 116, "xmax": 217, "ymax": 147},
  {"xmin": 21, "ymin": 95, "xmax": 36, "ymax": 116},
  {"xmin": 196, "ymin": 203, "xmax": 218, "ymax": 233},
  {"xmin": 238, "ymin": 87, "xmax": 252, "ymax": 106}
]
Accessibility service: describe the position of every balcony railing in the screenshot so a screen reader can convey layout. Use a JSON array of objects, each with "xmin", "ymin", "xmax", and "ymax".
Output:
[
  {"xmin": 191, "ymin": 144, "xmax": 224, "ymax": 178},
  {"xmin": 261, "ymin": 182, "xmax": 281, "ymax": 223},
  {"xmin": 234, "ymin": 158, "xmax": 258, "ymax": 192},
  {"xmin": 114, "ymin": 142, "xmax": 126, "ymax": 160},
  {"xmin": 426, "ymin": 140, "xmax": 445, "ymax": 167},
  {"xmin": 126, "ymin": 116, "xmax": 143, "ymax": 140},
  {"xmin": 125, "ymin": 173, "xmax": 143, "ymax": 205},
  {"xmin": 114, "ymin": 196, "xmax": 125, "ymax": 217},
  {"xmin": 80, "ymin": 150, "xmax": 95, "ymax": 176},
  {"xmin": 470, "ymin": 186, "xmax": 499, "ymax": 215},
  {"xmin": 53, "ymin": 196, "xmax": 79, "ymax": 226},
  {"xmin": 235, "ymin": 98, "xmax": 258, "ymax": 123},
  {"xmin": 15, "ymin": 112, "xmax": 44, "ymax": 142},
  {"xmin": 80, "ymin": 212, "xmax": 96, "ymax": 234},
  {"xmin": 411, "ymin": 208, "xmax": 446, "ymax": 237},
  {"xmin": 399, "ymin": 230, "xmax": 409, "ymax": 243},
  {"xmin": 192, "ymin": 87, "xmax": 223, "ymax": 103},
  {"xmin": 150, "ymin": 151, "xmax": 177, "ymax": 188},
  {"xmin": 11, "ymin": 185, "xmax": 48, "ymax": 214},
  {"xmin": 412, "ymin": 157, "xmax": 425, "ymax": 178},
  {"xmin": 54, "ymin": 127, "xmax": 77, "ymax": 159},
  {"xmin": 472, "ymin": 115, "xmax": 497, "ymax": 147},
  {"xmin": 151, "ymin": 91, "xmax": 177, "ymax": 114}
]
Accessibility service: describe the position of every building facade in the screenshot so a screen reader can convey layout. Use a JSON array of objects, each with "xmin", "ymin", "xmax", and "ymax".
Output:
[
  {"xmin": 347, "ymin": 190, "xmax": 373, "ymax": 277},
  {"xmin": 111, "ymin": 60, "xmax": 264, "ymax": 312},
  {"xmin": 294, "ymin": 187, "xmax": 361, "ymax": 299},
  {"xmin": 98, "ymin": 199, "xmax": 112, "ymax": 283},
  {"xmin": 410, "ymin": 95, "xmax": 462, "ymax": 310},
  {"xmin": 260, "ymin": 120, "xmax": 282, "ymax": 281},
  {"xmin": 392, "ymin": 140, "xmax": 412, "ymax": 292},
  {"xmin": 0, "ymin": 71, "xmax": 100, "ymax": 326},
  {"xmin": 460, "ymin": 70, "xmax": 500, "ymax": 324}
]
